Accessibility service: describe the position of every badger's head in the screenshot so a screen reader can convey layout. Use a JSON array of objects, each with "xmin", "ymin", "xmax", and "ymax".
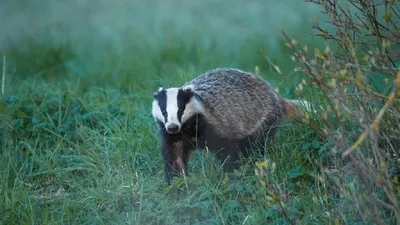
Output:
[{"xmin": 152, "ymin": 85, "xmax": 204, "ymax": 134}]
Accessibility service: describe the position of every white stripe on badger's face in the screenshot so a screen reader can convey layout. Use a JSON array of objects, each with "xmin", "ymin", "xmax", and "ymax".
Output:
[
  {"xmin": 165, "ymin": 88, "xmax": 181, "ymax": 130},
  {"xmin": 152, "ymin": 100, "xmax": 164, "ymax": 123},
  {"xmin": 181, "ymin": 97, "xmax": 204, "ymax": 123},
  {"xmin": 152, "ymin": 86, "xmax": 204, "ymax": 134}
]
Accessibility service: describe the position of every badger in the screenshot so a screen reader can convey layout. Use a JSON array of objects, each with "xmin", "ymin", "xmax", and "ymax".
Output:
[{"xmin": 152, "ymin": 68, "xmax": 310, "ymax": 185}]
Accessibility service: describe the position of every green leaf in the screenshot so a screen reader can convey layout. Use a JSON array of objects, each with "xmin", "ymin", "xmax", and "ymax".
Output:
[
  {"xmin": 312, "ymin": 139, "xmax": 320, "ymax": 148},
  {"xmin": 226, "ymin": 199, "xmax": 240, "ymax": 209},
  {"xmin": 383, "ymin": 8, "xmax": 392, "ymax": 23},
  {"xmin": 301, "ymin": 142, "xmax": 311, "ymax": 151},
  {"xmin": 287, "ymin": 166, "xmax": 304, "ymax": 179},
  {"xmin": 16, "ymin": 110, "xmax": 28, "ymax": 118},
  {"xmin": 0, "ymin": 99, "xmax": 9, "ymax": 114}
]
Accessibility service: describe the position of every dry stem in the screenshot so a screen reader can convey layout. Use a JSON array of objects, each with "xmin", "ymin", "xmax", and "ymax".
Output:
[{"xmin": 2, "ymin": 55, "xmax": 5, "ymax": 96}]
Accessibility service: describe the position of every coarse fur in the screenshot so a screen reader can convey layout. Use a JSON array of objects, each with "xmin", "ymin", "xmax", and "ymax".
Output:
[{"xmin": 152, "ymin": 68, "xmax": 310, "ymax": 185}]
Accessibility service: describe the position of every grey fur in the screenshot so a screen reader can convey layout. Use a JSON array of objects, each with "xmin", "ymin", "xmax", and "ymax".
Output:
[
  {"xmin": 153, "ymin": 68, "xmax": 300, "ymax": 185},
  {"xmin": 183, "ymin": 68, "xmax": 285, "ymax": 140}
]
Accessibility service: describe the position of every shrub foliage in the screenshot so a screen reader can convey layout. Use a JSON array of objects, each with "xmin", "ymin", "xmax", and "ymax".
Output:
[{"xmin": 262, "ymin": 0, "xmax": 400, "ymax": 224}]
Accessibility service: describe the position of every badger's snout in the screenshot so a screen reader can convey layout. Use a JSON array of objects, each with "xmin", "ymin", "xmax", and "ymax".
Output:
[{"xmin": 166, "ymin": 123, "xmax": 180, "ymax": 134}]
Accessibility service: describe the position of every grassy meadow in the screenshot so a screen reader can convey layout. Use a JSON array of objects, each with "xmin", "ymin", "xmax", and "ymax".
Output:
[{"xmin": 0, "ymin": 0, "xmax": 397, "ymax": 224}]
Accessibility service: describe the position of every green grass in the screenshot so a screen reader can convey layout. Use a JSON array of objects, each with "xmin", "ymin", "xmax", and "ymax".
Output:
[{"xmin": 0, "ymin": 0, "xmax": 395, "ymax": 224}]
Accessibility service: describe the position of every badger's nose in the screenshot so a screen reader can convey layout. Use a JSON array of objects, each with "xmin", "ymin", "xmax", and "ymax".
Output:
[{"xmin": 166, "ymin": 123, "xmax": 180, "ymax": 133}]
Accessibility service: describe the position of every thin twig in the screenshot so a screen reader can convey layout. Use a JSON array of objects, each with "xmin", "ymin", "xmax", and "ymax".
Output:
[
  {"xmin": 349, "ymin": 154, "xmax": 385, "ymax": 225},
  {"xmin": 334, "ymin": 59, "xmax": 400, "ymax": 72},
  {"xmin": 2, "ymin": 55, "xmax": 5, "ymax": 97},
  {"xmin": 342, "ymin": 71, "xmax": 400, "ymax": 157}
]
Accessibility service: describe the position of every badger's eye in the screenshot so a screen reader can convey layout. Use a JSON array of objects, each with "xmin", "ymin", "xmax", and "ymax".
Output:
[{"xmin": 178, "ymin": 109, "xmax": 184, "ymax": 117}]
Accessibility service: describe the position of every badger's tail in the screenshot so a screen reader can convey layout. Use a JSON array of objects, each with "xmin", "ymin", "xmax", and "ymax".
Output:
[{"xmin": 281, "ymin": 98, "xmax": 316, "ymax": 119}]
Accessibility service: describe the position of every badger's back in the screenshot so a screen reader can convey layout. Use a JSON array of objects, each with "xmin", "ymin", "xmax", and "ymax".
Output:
[{"xmin": 184, "ymin": 68, "xmax": 284, "ymax": 140}]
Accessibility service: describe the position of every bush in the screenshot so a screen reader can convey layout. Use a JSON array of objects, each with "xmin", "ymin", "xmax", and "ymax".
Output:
[{"xmin": 265, "ymin": 0, "xmax": 400, "ymax": 224}]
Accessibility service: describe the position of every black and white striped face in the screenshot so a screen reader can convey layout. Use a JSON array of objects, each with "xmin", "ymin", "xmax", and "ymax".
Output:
[{"xmin": 152, "ymin": 85, "xmax": 204, "ymax": 134}]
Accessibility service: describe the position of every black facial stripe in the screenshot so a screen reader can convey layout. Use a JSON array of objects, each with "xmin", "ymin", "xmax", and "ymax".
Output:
[
  {"xmin": 177, "ymin": 89, "xmax": 194, "ymax": 122},
  {"xmin": 156, "ymin": 89, "xmax": 168, "ymax": 122}
]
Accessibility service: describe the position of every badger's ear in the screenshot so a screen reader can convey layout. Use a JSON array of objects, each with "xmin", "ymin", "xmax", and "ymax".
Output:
[
  {"xmin": 153, "ymin": 87, "xmax": 164, "ymax": 99},
  {"xmin": 182, "ymin": 85, "xmax": 195, "ymax": 92}
]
